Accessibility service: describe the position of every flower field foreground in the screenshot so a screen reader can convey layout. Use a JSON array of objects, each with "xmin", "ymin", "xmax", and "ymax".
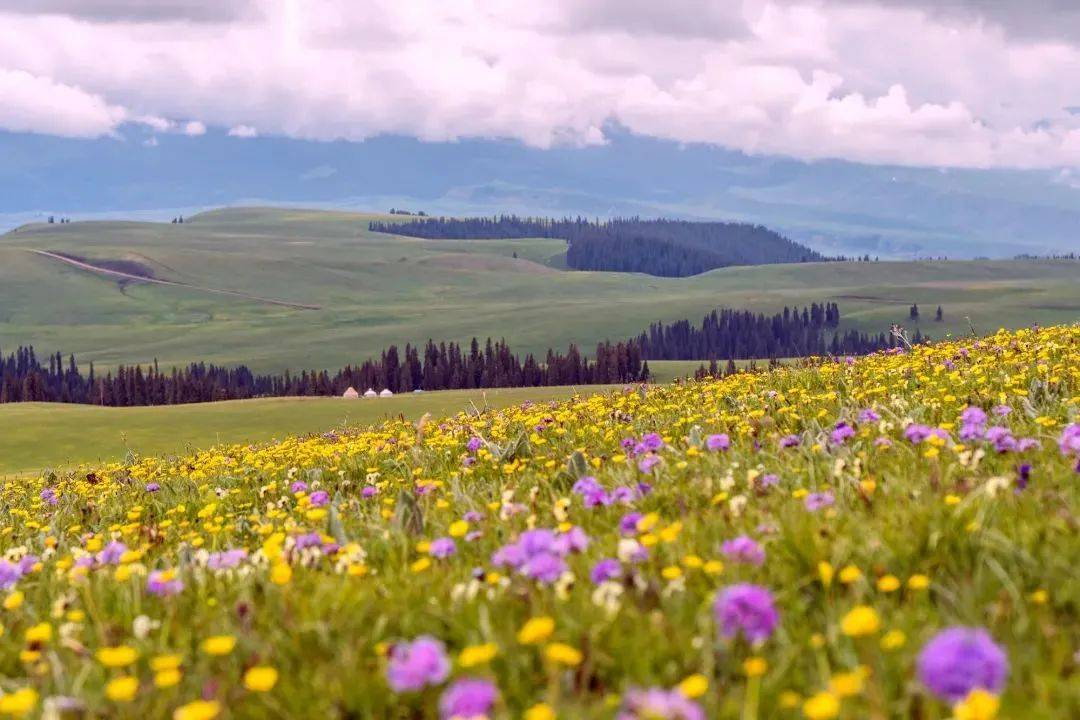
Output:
[{"xmin": 3, "ymin": 326, "xmax": 1079, "ymax": 719}]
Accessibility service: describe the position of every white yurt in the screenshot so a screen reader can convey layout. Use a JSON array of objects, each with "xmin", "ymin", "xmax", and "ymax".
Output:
[
  {"xmin": 363, "ymin": 388, "xmax": 377, "ymax": 398},
  {"xmin": 342, "ymin": 386, "xmax": 359, "ymax": 399},
  {"xmin": 379, "ymin": 388, "xmax": 394, "ymax": 398}
]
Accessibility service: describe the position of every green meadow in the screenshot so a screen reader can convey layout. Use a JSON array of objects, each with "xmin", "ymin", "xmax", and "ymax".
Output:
[
  {"xmin": 1, "ymin": 207, "xmax": 1077, "ymax": 374},
  {"xmin": 0, "ymin": 386, "xmax": 612, "ymax": 475}
]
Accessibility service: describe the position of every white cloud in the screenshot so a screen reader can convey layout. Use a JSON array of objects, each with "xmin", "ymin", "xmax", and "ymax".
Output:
[
  {"xmin": 0, "ymin": 67, "xmax": 125, "ymax": 136},
  {"xmin": 227, "ymin": 124, "xmax": 257, "ymax": 138},
  {"xmin": 183, "ymin": 120, "xmax": 206, "ymax": 135},
  {"xmin": 0, "ymin": 1, "xmax": 1078, "ymax": 168}
]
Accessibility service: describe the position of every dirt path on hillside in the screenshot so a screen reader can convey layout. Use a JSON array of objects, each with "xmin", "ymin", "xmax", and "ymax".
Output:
[{"xmin": 26, "ymin": 249, "xmax": 322, "ymax": 311}]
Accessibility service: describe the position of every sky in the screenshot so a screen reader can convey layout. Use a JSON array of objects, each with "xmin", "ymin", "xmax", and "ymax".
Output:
[{"xmin": 2, "ymin": 0, "xmax": 1080, "ymax": 170}]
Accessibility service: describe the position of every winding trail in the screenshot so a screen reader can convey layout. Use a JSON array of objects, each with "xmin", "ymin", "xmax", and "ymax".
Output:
[{"xmin": 26, "ymin": 249, "xmax": 322, "ymax": 311}]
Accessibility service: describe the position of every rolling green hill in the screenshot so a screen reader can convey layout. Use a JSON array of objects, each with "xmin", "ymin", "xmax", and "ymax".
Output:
[{"xmin": 1, "ymin": 207, "xmax": 1077, "ymax": 373}]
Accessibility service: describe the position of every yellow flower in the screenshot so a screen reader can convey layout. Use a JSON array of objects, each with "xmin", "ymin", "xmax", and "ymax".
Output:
[
  {"xmin": 105, "ymin": 676, "xmax": 139, "ymax": 702},
  {"xmin": 876, "ymin": 575, "xmax": 900, "ymax": 593},
  {"xmin": 880, "ymin": 630, "xmax": 907, "ymax": 651},
  {"xmin": 24, "ymin": 623, "xmax": 51, "ymax": 645},
  {"xmin": 828, "ymin": 669, "xmax": 866, "ymax": 697},
  {"xmin": 155, "ymin": 669, "xmax": 182, "ymax": 688},
  {"xmin": 0, "ymin": 687, "xmax": 38, "ymax": 717},
  {"xmin": 1028, "ymin": 589, "xmax": 1048, "ymax": 605},
  {"xmin": 779, "ymin": 691, "xmax": 802, "ymax": 709},
  {"xmin": 703, "ymin": 560, "xmax": 724, "ymax": 575},
  {"xmin": 743, "ymin": 657, "xmax": 768, "ymax": 677},
  {"xmin": 96, "ymin": 645, "xmax": 139, "ymax": 668},
  {"xmin": 410, "ymin": 558, "xmax": 431, "ymax": 573},
  {"xmin": 3, "ymin": 591, "xmax": 24, "ymax": 611},
  {"xmin": 448, "ymin": 520, "xmax": 469, "ymax": 538},
  {"xmin": 151, "ymin": 654, "xmax": 183, "ymax": 672},
  {"xmin": 840, "ymin": 606, "xmax": 881, "ymax": 637},
  {"xmin": 243, "ymin": 665, "xmax": 279, "ymax": 692},
  {"xmin": 458, "ymin": 643, "xmax": 498, "ymax": 668},
  {"xmin": 270, "ymin": 562, "xmax": 292, "ymax": 585},
  {"xmin": 200, "ymin": 635, "xmax": 236, "ymax": 656},
  {"xmin": 838, "ymin": 565, "xmax": 861, "ymax": 584},
  {"xmin": 952, "ymin": 689, "xmax": 1000, "ymax": 720},
  {"xmin": 173, "ymin": 700, "xmax": 221, "ymax": 720},
  {"xmin": 524, "ymin": 703, "xmax": 556, "ymax": 720},
  {"xmin": 517, "ymin": 616, "xmax": 555, "ymax": 645},
  {"xmin": 677, "ymin": 673, "xmax": 709, "ymax": 698},
  {"xmin": 661, "ymin": 565, "xmax": 683, "ymax": 580},
  {"xmin": 802, "ymin": 691, "xmax": 840, "ymax": 720},
  {"xmin": 907, "ymin": 574, "xmax": 930, "ymax": 590},
  {"xmin": 544, "ymin": 643, "xmax": 583, "ymax": 667},
  {"xmin": 818, "ymin": 562, "xmax": 834, "ymax": 587}
]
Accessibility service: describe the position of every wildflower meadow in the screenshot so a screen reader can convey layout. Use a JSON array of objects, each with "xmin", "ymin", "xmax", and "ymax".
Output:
[{"xmin": 1, "ymin": 325, "xmax": 1077, "ymax": 719}]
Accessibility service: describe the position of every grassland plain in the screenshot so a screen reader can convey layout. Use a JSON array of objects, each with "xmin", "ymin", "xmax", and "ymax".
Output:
[
  {"xmin": 0, "ymin": 325, "xmax": 1076, "ymax": 719},
  {"xmin": 0, "ymin": 386, "xmax": 610, "ymax": 476},
  {"xmin": 1, "ymin": 207, "xmax": 1077, "ymax": 373},
  {"xmin": 0, "ymin": 363, "xmax": 738, "ymax": 475}
]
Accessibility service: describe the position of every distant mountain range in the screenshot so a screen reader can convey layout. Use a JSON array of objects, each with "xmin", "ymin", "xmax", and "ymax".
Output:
[{"xmin": 2, "ymin": 125, "xmax": 1078, "ymax": 258}]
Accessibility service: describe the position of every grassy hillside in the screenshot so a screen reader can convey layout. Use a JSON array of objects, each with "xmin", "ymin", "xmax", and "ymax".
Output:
[
  {"xmin": 1, "ymin": 207, "xmax": 1077, "ymax": 373},
  {"xmin": 0, "ymin": 386, "xmax": 609, "ymax": 475}
]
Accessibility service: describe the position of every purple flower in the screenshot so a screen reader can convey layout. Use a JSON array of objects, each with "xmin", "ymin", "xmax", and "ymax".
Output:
[
  {"xmin": 757, "ymin": 474, "xmax": 780, "ymax": 490},
  {"xmin": 804, "ymin": 492, "xmax": 835, "ymax": 512},
  {"xmin": 40, "ymin": 487, "xmax": 58, "ymax": 505},
  {"xmin": 904, "ymin": 424, "xmax": 948, "ymax": 445},
  {"xmin": 553, "ymin": 526, "xmax": 590, "ymax": 554},
  {"xmin": 361, "ymin": 485, "xmax": 378, "ymax": 498},
  {"xmin": 207, "ymin": 549, "xmax": 248, "ymax": 570},
  {"xmin": 146, "ymin": 569, "xmax": 184, "ymax": 597},
  {"xmin": 721, "ymin": 535, "xmax": 765, "ymax": 566},
  {"xmin": 641, "ymin": 433, "xmax": 664, "ymax": 451},
  {"xmin": 858, "ymin": 408, "xmax": 880, "ymax": 423},
  {"xmin": 713, "ymin": 584, "xmax": 779, "ymax": 643},
  {"xmin": 984, "ymin": 426, "xmax": 1017, "ymax": 453},
  {"xmin": 590, "ymin": 558, "xmax": 622, "ymax": 584},
  {"xmin": 638, "ymin": 455, "xmax": 662, "ymax": 473},
  {"xmin": 309, "ymin": 490, "xmax": 330, "ymax": 507},
  {"xmin": 1015, "ymin": 464, "xmax": 1032, "ymax": 491},
  {"xmin": 617, "ymin": 687, "xmax": 704, "ymax": 720},
  {"xmin": 1059, "ymin": 423, "xmax": 1080, "ymax": 459},
  {"xmin": 619, "ymin": 512, "xmax": 643, "ymax": 536},
  {"xmin": 429, "ymin": 538, "xmax": 456, "ymax": 559},
  {"xmin": 779, "ymin": 434, "xmax": 801, "ymax": 448},
  {"xmin": 917, "ymin": 627, "xmax": 1009, "ymax": 703},
  {"xmin": 573, "ymin": 477, "xmax": 611, "ymax": 507},
  {"xmin": 0, "ymin": 561, "xmax": 24, "ymax": 590},
  {"xmin": 439, "ymin": 678, "xmax": 497, "ymax": 720},
  {"xmin": 830, "ymin": 421, "xmax": 856, "ymax": 444},
  {"xmin": 289, "ymin": 480, "xmax": 308, "ymax": 494},
  {"xmin": 466, "ymin": 436, "xmax": 483, "ymax": 453},
  {"xmin": 522, "ymin": 553, "xmax": 566, "ymax": 583},
  {"xmin": 98, "ymin": 541, "xmax": 129, "ymax": 565},
  {"xmin": 959, "ymin": 406, "xmax": 987, "ymax": 428},
  {"xmin": 706, "ymin": 434, "xmax": 730, "ymax": 451},
  {"xmin": 145, "ymin": 482, "xmax": 161, "ymax": 493},
  {"xmin": 610, "ymin": 486, "xmax": 636, "ymax": 504},
  {"xmin": 993, "ymin": 404, "xmax": 1012, "ymax": 417},
  {"xmin": 387, "ymin": 636, "xmax": 451, "ymax": 692}
]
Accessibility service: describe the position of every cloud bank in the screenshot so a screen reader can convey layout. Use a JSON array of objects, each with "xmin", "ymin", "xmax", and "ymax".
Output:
[{"xmin": 1, "ymin": 0, "xmax": 1078, "ymax": 169}]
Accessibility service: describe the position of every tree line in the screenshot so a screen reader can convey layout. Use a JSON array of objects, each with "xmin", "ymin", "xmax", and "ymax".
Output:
[
  {"xmin": 1, "ymin": 302, "xmax": 909, "ymax": 407},
  {"xmin": 634, "ymin": 303, "xmax": 894, "ymax": 360},
  {"xmin": 368, "ymin": 215, "xmax": 827, "ymax": 277},
  {"xmin": 0, "ymin": 338, "xmax": 647, "ymax": 406}
]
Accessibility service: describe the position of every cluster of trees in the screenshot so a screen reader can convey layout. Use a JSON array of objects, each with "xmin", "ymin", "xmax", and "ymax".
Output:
[
  {"xmin": 3, "ymin": 300, "xmax": 931, "ymax": 407},
  {"xmin": 0, "ymin": 338, "xmax": 648, "ymax": 407},
  {"xmin": 47, "ymin": 216, "xmax": 72, "ymax": 224},
  {"xmin": 634, "ymin": 303, "xmax": 892, "ymax": 360},
  {"xmin": 369, "ymin": 215, "xmax": 827, "ymax": 277},
  {"xmin": 387, "ymin": 208, "xmax": 427, "ymax": 216},
  {"xmin": 909, "ymin": 304, "xmax": 946, "ymax": 322}
]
